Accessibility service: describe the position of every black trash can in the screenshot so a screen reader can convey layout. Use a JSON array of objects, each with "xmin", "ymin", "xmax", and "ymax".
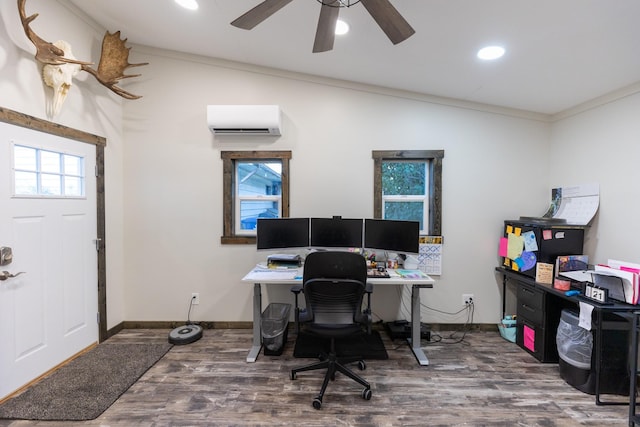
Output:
[
  {"xmin": 556, "ymin": 308, "xmax": 629, "ymax": 396},
  {"xmin": 262, "ymin": 303, "xmax": 291, "ymax": 356}
]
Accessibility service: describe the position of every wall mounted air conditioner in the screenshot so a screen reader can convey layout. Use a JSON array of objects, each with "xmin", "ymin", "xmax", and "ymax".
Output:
[{"xmin": 207, "ymin": 105, "xmax": 281, "ymax": 136}]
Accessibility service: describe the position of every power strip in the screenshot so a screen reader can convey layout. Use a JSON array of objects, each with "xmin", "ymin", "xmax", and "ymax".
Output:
[{"xmin": 384, "ymin": 321, "xmax": 431, "ymax": 341}]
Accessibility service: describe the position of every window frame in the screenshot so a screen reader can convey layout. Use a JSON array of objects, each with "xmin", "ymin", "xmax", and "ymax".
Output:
[
  {"xmin": 372, "ymin": 150, "xmax": 444, "ymax": 235},
  {"xmin": 221, "ymin": 150, "xmax": 291, "ymax": 245}
]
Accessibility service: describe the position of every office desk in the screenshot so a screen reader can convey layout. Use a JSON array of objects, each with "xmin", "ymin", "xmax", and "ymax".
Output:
[
  {"xmin": 496, "ymin": 266, "xmax": 636, "ymax": 405},
  {"xmin": 242, "ymin": 267, "xmax": 434, "ymax": 366}
]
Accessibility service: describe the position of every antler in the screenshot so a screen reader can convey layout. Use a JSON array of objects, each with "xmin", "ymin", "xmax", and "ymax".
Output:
[
  {"xmin": 17, "ymin": 0, "xmax": 146, "ymax": 100},
  {"xmin": 17, "ymin": 0, "xmax": 91, "ymax": 66},
  {"xmin": 81, "ymin": 31, "xmax": 148, "ymax": 100}
]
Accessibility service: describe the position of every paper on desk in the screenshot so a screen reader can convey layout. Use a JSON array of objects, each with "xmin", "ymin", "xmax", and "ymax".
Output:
[
  {"xmin": 396, "ymin": 269, "xmax": 428, "ymax": 279},
  {"xmin": 578, "ymin": 302, "xmax": 593, "ymax": 330},
  {"xmin": 243, "ymin": 269, "xmax": 298, "ymax": 281},
  {"xmin": 594, "ymin": 264, "xmax": 638, "ymax": 304},
  {"xmin": 559, "ymin": 270, "xmax": 593, "ymax": 282}
]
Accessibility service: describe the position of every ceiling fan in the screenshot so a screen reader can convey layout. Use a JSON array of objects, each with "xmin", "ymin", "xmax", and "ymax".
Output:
[{"xmin": 231, "ymin": 0, "xmax": 415, "ymax": 53}]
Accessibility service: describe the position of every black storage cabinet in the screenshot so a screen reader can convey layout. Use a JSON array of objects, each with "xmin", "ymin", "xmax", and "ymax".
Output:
[
  {"xmin": 503, "ymin": 219, "xmax": 585, "ymax": 279},
  {"xmin": 516, "ymin": 281, "xmax": 564, "ymax": 362}
]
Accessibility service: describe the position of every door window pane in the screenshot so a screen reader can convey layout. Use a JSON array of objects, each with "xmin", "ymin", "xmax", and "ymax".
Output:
[
  {"xmin": 14, "ymin": 171, "xmax": 37, "ymax": 195},
  {"xmin": 64, "ymin": 154, "xmax": 83, "ymax": 176},
  {"xmin": 64, "ymin": 176, "xmax": 83, "ymax": 196},
  {"xmin": 40, "ymin": 150, "xmax": 61, "ymax": 173},
  {"xmin": 14, "ymin": 146, "xmax": 37, "ymax": 171},
  {"xmin": 41, "ymin": 174, "xmax": 62, "ymax": 195},
  {"xmin": 13, "ymin": 144, "xmax": 85, "ymax": 198}
]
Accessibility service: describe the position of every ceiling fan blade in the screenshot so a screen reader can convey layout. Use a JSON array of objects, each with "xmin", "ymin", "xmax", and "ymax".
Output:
[
  {"xmin": 313, "ymin": 2, "xmax": 340, "ymax": 53},
  {"xmin": 231, "ymin": 0, "xmax": 294, "ymax": 30},
  {"xmin": 360, "ymin": 0, "xmax": 415, "ymax": 45}
]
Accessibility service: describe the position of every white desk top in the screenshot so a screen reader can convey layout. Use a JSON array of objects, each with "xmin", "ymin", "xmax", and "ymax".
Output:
[{"xmin": 242, "ymin": 266, "xmax": 434, "ymax": 285}]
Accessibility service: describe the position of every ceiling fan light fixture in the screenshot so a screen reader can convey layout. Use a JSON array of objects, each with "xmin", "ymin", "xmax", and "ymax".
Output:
[
  {"xmin": 316, "ymin": 0, "xmax": 361, "ymax": 7},
  {"xmin": 175, "ymin": 0, "xmax": 199, "ymax": 11},
  {"xmin": 335, "ymin": 19, "xmax": 349, "ymax": 35},
  {"xmin": 477, "ymin": 46, "xmax": 505, "ymax": 60}
]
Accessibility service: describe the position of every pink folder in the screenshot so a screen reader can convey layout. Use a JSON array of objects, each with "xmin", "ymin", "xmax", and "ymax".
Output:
[{"xmin": 523, "ymin": 325, "xmax": 535, "ymax": 352}]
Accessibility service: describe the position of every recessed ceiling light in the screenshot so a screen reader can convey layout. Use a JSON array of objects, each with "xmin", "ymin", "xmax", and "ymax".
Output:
[
  {"xmin": 175, "ymin": 0, "xmax": 198, "ymax": 11},
  {"xmin": 477, "ymin": 46, "xmax": 505, "ymax": 60},
  {"xmin": 335, "ymin": 19, "xmax": 349, "ymax": 35}
]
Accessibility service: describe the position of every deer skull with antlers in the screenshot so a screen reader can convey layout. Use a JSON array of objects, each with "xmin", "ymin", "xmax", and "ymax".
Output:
[
  {"xmin": 18, "ymin": 0, "xmax": 148, "ymax": 117},
  {"xmin": 41, "ymin": 40, "xmax": 81, "ymax": 117}
]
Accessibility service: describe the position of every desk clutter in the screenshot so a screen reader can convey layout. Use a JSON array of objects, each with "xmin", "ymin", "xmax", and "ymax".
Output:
[
  {"xmin": 558, "ymin": 260, "xmax": 640, "ymax": 305},
  {"xmin": 267, "ymin": 253, "xmax": 302, "ymax": 268}
]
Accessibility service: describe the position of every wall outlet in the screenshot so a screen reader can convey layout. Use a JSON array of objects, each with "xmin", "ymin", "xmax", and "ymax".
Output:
[
  {"xmin": 191, "ymin": 293, "xmax": 200, "ymax": 305},
  {"xmin": 462, "ymin": 294, "xmax": 474, "ymax": 305}
]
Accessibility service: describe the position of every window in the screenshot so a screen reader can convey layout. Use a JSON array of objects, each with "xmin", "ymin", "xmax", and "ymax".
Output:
[
  {"xmin": 12, "ymin": 144, "xmax": 85, "ymax": 198},
  {"xmin": 221, "ymin": 151, "xmax": 291, "ymax": 244},
  {"xmin": 372, "ymin": 150, "xmax": 443, "ymax": 235}
]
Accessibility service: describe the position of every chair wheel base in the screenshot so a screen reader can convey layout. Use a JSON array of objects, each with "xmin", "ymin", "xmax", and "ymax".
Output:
[
  {"xmin": 312, "ymin": 397, "xmax": 322, "ymax": 409},
  {"xmin": 362, "ymin": 387, "xmax": 372, "ymax": 400}
]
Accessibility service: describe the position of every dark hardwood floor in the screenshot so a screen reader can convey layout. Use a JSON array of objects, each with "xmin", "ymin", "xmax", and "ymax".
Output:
[{"xmin": 0, "ymin": 327, "xmax": 631, "ymax": 426}]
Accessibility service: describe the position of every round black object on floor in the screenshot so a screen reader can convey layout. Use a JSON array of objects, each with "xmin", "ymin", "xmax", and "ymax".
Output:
[{"xmin": 168, "ymin": 324, "xmax": 203, "ymax": 345}]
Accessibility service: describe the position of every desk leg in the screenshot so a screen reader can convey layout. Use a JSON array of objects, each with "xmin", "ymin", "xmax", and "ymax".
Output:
[
  {"xmin": 502, "ymin": 274, "xmax": 507, "ymax": 320},
  {"xmin": 629, "ymin": 313, "xmax": 639, "ymax": 424},
  {"xmin": 408, "ymin": 284, "xmax": 429, "ymax": 366},
  {"xmin": 595, "ymin": 309, "xmax": 603, "ymax": 405},
  {"xmin": 247, "ymin": 282, "xmax": 262, "ymax": 363}
]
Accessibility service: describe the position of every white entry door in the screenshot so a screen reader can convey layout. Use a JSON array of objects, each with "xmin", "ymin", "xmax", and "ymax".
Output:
[{"xmin": 0, "ymin": 121, "xmax": 98, "ymax": 400}]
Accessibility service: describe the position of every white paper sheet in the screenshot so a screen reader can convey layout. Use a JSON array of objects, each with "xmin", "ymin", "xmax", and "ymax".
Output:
[
  {"xmin": 578, "ymin": 302, "xmax": 594, "ymax": 330},
  {"xmin": 243, "ymin": 269, "xmax": 298, "ymax": 281}
]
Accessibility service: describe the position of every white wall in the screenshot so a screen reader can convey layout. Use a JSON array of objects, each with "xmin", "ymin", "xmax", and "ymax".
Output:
[
  {"xmin": 10, "ymin": 2, "xmax": 638, "ymax": 329},
  {"xmin": 0, "ymin": 0, "xmax": 126, "ymax": 329},
  {"xmin": 121, "ymin": 47, "xmax": 551, "ymax": 325},
  {"xmin": 549, "ymin": 92, "xmax": 640, "ymax": 264}
]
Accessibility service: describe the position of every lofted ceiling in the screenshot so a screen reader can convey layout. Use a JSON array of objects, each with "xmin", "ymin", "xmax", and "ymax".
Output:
[{"xmin": 62, "ymin": 0, "xmax": 640, "ymax": 115}]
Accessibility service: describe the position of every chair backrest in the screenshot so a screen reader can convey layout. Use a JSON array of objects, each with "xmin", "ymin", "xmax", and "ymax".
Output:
[
  {"xmin": 302, "ymin": 251, "xmax": 367, "ymax": 326},
  {"xmin": 303, "ymin": 251, "xmax": 367, "ymax": 283}
]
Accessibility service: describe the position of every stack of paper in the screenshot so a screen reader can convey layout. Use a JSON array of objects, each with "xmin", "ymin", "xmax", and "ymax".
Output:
[{"xmin": 594, "ymin": 259, "xmax": 640, "ymax": 304}]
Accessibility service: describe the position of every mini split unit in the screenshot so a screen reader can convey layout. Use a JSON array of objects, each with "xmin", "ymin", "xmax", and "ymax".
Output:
[{"xmin": 207, "ymin": 105, "xmax": 281, "ymax": 136}]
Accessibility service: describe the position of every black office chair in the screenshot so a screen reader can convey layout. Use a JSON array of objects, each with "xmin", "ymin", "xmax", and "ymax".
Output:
[
  {"xmin": 291, "ymin": 263, "xmax": 372, "ymax": 335},
  {"xmin": 289, "ymin": 251, "xmax": 372, "ymax": 409}
]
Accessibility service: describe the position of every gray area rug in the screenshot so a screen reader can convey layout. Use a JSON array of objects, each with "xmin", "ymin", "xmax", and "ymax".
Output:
[{"xmin": 0, "ymin": 341, "xmax": 172, "ymax": 421}]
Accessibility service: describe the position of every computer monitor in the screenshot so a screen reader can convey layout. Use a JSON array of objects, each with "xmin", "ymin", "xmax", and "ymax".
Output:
[
  {"xmin": 256, "ymin": 218, "xmax": 310, "ymax": 250},
  {"xmin": 310, "ymin": 217, "xmax": 363, "ymax": 250},
  {"xmin": 364, "ymin": 219, "xmax": 420, "ymax": 255}
]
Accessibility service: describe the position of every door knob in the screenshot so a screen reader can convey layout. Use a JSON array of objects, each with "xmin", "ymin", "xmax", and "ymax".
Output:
[{"xmin": 0, "ymin": 271, "xmax": 25, "ymax": 281}]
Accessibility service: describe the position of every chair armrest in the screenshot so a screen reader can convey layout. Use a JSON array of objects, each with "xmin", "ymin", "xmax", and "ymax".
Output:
[
  {"xmin": 364, "ymin": 283, "xmax": 373, "ymax": 334},
  {"xmin": 291, "ymin": 285, "xmax": 304, "ymax": 333}
]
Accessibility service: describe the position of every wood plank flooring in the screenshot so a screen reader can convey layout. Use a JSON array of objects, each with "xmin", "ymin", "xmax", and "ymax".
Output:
[{"xmin": 0, "ymin": 328, "xmax": 631, "ymax": 426}]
